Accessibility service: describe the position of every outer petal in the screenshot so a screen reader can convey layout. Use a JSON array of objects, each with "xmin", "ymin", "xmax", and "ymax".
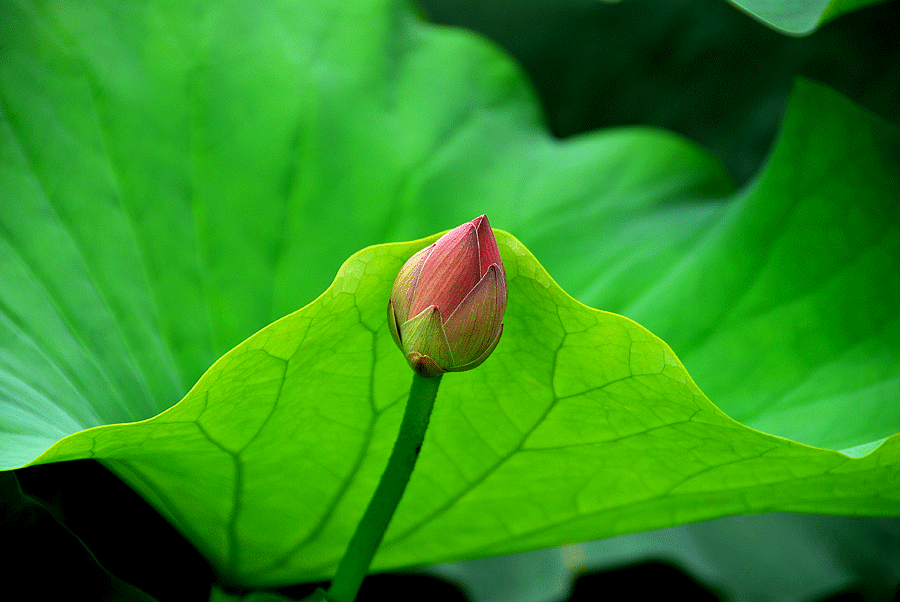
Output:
[
  {"xmin": 399, "ymin": 305, "xmax": 454, "ymax": 374},
  {"xmin": 443, "ymin": 264, "xmax": 505, "ymax": 366},
  {"xmin": 473, "ymin": 215, "xmax": 504, "ymax": 278},
  {"xmin": 390, "ymin": 245, "xmax": 432, "ymax": 323},
  {"xmin": 387, "ymin": 299, "xmax": 403, "ymax": 350},
  {"xmin": 445, "ymin": 324, "xmax": 503, "ymax": 373},
  {"xmin": 410, "ymin": 222, "xmax": 480, "ymax": 317}
]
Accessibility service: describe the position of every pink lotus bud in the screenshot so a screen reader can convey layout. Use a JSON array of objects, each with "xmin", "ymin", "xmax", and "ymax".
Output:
[{"xmin": 388, "ymin": 215, "xmax": 508, "ymax": 378}]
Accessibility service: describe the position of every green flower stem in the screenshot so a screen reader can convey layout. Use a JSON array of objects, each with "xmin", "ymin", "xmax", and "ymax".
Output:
[{"xmin": 326, "ymin": 372, "xmax": 443, "ymax": 602}]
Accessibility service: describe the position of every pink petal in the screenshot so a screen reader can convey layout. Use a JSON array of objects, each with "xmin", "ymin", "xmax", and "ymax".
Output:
[
  {"xmin": 409, "ymin": 221, "xmax": 480, "ymax": 317},
  {"xmin": 473, "ymin": 215, "xmax": 504, "ymax": 278},
  {"xmin": 390, "ymin": 245, "xmax": 432, "ymax": 322},
  {"xmin": 443, "ymin": 264, "xmax": 505, "ymax": 365},
  {"xmin": 446, "ymin": 324, "xmax": 503, "ymax": 373}
]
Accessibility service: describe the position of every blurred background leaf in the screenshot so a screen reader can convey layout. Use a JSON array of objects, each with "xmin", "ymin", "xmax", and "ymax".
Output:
[
  {"xmin": 725, "ymin": 0, "xmax": 894, "ymax": 33},
  {"xmin": 419, "ymin": 0, "xmax": 899, "ymax": 184}
]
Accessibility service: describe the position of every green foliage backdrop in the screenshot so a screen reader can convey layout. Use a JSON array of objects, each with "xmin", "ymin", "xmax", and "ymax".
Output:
[{"xmin": 1, "ymin": 0, "xmax": 898, "ymax": 597}]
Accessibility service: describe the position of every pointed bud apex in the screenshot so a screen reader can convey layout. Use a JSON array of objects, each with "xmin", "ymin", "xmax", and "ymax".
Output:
[{"xmin": 388, "ymin": 215, "xmax": 507, "ymax": 377}]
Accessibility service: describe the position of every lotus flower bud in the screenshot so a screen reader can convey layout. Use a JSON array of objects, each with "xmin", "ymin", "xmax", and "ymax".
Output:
[{"xmin": 388, "ymin": 215, "xmax": 508, "ymax": 378}]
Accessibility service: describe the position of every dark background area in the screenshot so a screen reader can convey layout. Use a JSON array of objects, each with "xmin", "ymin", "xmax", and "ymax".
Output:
[
  {"xmin": 7, "ymin": 0, "xmax": 900, "ymax": 600},
  {"xmin": 420, "ymin": 0, "xmax": 900, "ymax": 187},
  {"xmin": 7, "ymin": 460, "xmax": 892, "ymax": 601}
]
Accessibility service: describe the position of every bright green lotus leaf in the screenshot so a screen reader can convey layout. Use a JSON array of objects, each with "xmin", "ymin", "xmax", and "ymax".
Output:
[
  {"xmin": 24, "ymin": 230, "xmax": 900, "ymax": 587},
  {"xmin": 724, "ymin": 0, "xmax": 892, "ymax": 34}
]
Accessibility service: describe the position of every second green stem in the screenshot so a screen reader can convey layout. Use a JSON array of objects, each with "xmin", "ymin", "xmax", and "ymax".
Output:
[{"xmin": 326, "ymin": 372, "xmax": 443, "ymax": 602}]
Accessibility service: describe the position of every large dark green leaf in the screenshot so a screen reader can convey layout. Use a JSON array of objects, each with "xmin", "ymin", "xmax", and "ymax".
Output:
[
  {"xmin": 1, "ymin": 0, "xmax": 898, "ymax": 590},
  {"xmin": 534, "ymin": 80, "xmax": 900, "ymax": 456}
]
